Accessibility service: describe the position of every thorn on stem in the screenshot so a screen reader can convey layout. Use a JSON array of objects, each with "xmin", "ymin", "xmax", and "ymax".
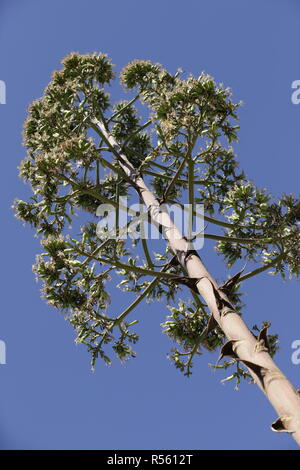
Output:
[
  {"xmin": 255, "ymin": 325, "xmax": 270, "ymax": 353},
  {"xmin": 218, "ymin": 340, "xmax": 239, "ymax": 363},
  {"xmin": 271, "ymin": 416, "xmax": 294, "ymax": 434}
]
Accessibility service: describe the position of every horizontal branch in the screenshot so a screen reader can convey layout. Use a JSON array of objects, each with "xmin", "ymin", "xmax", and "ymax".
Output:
[
  {"xmin": 203, "ymin": 233, "xmax": 272, "ymax": 245},
  {"xmin": 143, "ymin": 169, "xmax": 221, "ymax": 186},
  {"xmin": 71, "ymin": 246, "xmax": 185, "ymax": 281}
]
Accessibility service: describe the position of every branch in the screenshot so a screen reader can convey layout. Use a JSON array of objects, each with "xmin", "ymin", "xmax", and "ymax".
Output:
[
  {"xmin": 98, "ymin": 256, "xmax": 177, "ymax": 348},
  {"xmin": 162, "ymin": 148, "xmax": 191, "ymax": 202},
  {"xmin": 121, "ymin": 119, "xmax": 152, "ymax": 150},
  {"xmin": 203, "ymin": 233, "xmax": 272, "ymax": 245},
  {"xmin": 239, "ymin": 252, "xmax": 285, "ymax": 283},
  {"xmin": 167, "ymin": 198, "xmax": 243, "ymax": 230},
  {"xmin": 71, "ymin": 246, "xmax": 186, "ymax": 281},
  {"xmin": 107, "ymin": 95, "xmax": 140, "ymax": 124},
  {"xmin": 148, "ymin": 161, "xmax": 178, "ymax": 173},
  {"xmin": 115, "ymin": 256, "xmax": 177, "ymax": 324},
  {"xmin": 142, "ymin": 169, "xmax": 222, "ymax": 186}
]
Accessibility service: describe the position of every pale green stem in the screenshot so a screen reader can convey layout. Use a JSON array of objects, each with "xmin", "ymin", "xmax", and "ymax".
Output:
[
  {"xmin": 239, "ymin": 253, "xmax": 285, "ymax": 283},
  {"xmin": 107, "ymin": 95, "xmax": 140, "ymax": 124}
]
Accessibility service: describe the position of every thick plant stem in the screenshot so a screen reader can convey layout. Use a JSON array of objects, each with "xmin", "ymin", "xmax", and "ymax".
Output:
[
  {"xmin": 184, "ymin": 252, "xmax": 300, "ymax": 445},
  {"xmin": 93, "ymin": 118, "xmax": 300, "ymax": 445}
]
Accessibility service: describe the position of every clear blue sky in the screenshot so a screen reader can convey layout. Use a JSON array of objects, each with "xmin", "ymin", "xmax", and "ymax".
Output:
[{"xmin": 1, "ymin": 0, "xmax": 300, "ymax": 450}]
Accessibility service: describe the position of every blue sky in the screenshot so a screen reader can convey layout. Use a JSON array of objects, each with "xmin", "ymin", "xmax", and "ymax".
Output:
[{"xmin": 1, "ymin": 0, "xmax": 300, "ymax": 450}]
